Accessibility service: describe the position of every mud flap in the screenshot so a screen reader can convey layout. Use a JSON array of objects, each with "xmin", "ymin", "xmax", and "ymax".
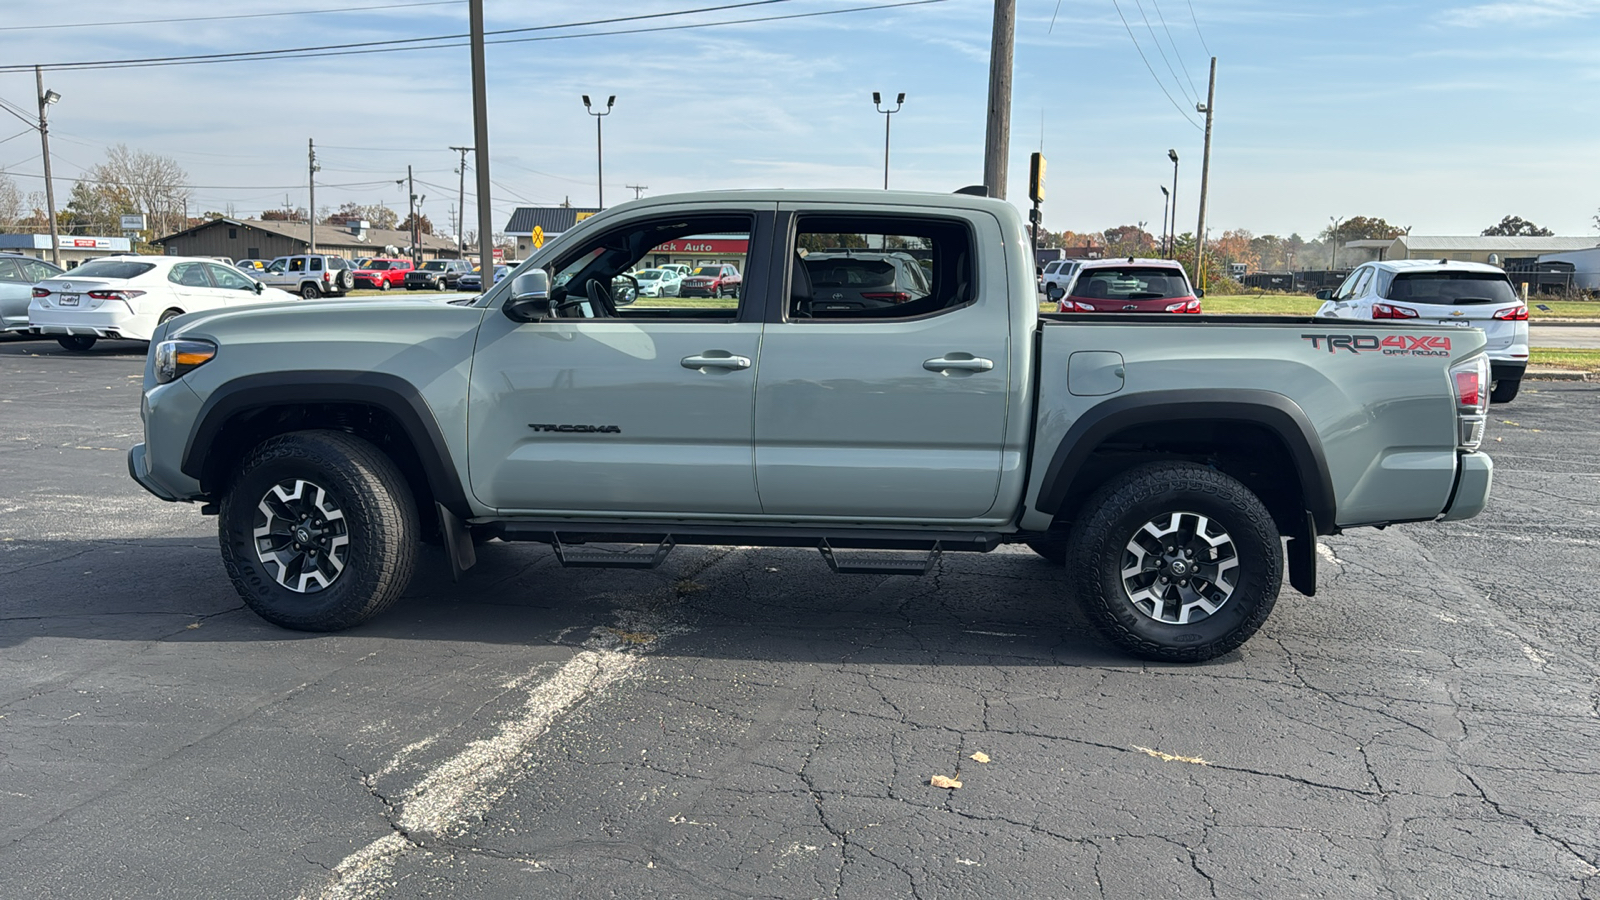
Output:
[
  {"xmin": 1286, "ymin": 510, "xmax": 1316, "ymax": 597},
  {"xmin": 436, "ymin": 502, "xmax": 477, "ymax": 582}
]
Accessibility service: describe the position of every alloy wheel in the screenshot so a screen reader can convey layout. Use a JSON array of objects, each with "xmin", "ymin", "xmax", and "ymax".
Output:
[
  {"xmin": 1119, "ymin": 511, "xmax": 1239, "ymax": 624},
  {"xmin": 252, "ymin": 478, "xmax": 350, "ymax": 592}
]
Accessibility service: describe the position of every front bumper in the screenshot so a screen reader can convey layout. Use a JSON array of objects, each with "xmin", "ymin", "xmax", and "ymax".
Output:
[
  {"xmin": 127, "ymin": 443, "xmax": 178, "ymax": 501},
  {"xmin": 1439, "ymin": 451, "xmax": 1494, "ymax": 521}
]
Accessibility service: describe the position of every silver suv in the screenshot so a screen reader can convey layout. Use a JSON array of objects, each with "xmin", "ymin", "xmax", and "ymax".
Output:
[{"xmin": 259, "ymin": 255, "xmax": 356, "ymax": 299}]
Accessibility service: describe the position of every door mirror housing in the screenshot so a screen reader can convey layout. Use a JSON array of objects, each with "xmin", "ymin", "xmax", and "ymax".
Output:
[
  {"xmin": 1314, "ymin": 289, "xmax": 1333, "ymax": 301},
  {"xmin": 504, "ymin": 270, "xmax": 554, "ymax": 322},
  {"xmin": 253, "ymin": 280, "xmax": 264, "ymax": 295},
  {"xmin": 1193, "ymin": 288, "xmax": 1205, "ymax": 299},
  {"xmin": 612, "ymin": 273, "xmax": 639, "ymax": 307}
]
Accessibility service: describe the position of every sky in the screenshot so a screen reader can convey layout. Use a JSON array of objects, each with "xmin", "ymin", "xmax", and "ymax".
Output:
[{"xmin": 1, "ymin": 0, "xmax": 1598, "ymax": 241}]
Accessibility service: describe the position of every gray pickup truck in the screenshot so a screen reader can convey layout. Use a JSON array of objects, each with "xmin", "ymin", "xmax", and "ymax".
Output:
[{"xmin": 128, "ymin": 190, "xmax": 1494, "ymax": 661}]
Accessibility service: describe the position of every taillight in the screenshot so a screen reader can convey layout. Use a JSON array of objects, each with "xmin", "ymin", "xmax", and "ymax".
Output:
[
  {"xmin": 1165, "ymin": 298, "xmax": 1202, "ymax": 313},
  {"xmin": 1068, "ymin": 300, "xmax": 1097, "ymax": 312},
  {"xmin": 861, "ymin": 291, "xmax": 912, "ymax": 303},
  {"xmin": 32, "ymin": 287, "xmax": 48, "ymax": 298},
  {"xmin": 323, "ymin": 271, "xmax": 332, "ymax": 282},
  {"xmin": 1492, "ymin": 305, "xmax": 1528, "ymax": 321},
  {"xmin": 1373, "ymin": 302, "xmax": 1419, "ymax": 319},
  {"xmin": 1449, "ymin": 355, "xmax": 1489, "ymax": 450},
  {"xmin": 87, "ymin": 289, "xmax": 145, "ymax": 301}
]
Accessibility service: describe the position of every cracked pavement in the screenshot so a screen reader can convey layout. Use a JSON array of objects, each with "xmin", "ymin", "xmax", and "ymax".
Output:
[{"xmin": 1, "ymin": 336, "xmax": 1597, "ymax": 899}]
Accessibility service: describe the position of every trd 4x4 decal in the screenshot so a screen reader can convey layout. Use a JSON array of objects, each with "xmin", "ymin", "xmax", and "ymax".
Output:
[{"xmin": 1302, "ymin": 334, "xmax": 1452, "ymax": 357}]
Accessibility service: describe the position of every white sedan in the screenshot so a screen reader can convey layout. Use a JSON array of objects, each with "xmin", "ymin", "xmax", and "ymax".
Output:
[
  {"xmin": 634, "ymin": 267, "xmax": 683, "ymax": 298},
  {"xmin": 29, "ymin": 255, "xmax": 298, "ymax": 351}
]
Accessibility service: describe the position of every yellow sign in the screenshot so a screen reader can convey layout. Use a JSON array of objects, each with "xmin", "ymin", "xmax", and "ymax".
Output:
[
  {"xmin": 574, "ymin": 211, "xmax": 594, "ymax": 223},
  {"xmin": 531, "ymin": 225, "xmax": 545, "ymax": 249}
]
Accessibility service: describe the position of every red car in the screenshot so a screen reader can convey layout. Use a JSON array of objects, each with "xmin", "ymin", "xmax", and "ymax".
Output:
[
  {"xmin": 352, "ymin": 258, "xmax": 414, "ymax": 291},
  {"xmin": 1056, "ymin": 259, "xmax": 1202, "ymax": 313},
  {"xmin": 677, "ymin": 264, "xmax": 741, "ymax": 299}
]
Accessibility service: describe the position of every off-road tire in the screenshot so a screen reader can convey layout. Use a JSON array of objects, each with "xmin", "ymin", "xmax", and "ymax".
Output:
[
  {"xmin": 300, "ymin": 282, "xmax": 321, "ymax": 300},
  {"xmin": 56, "ymin": 335, "xmax": 96, "ymax": 351},
  {"xmin": 1490, "ymin": 378, "xmax": 1521, "ymax": 404},
  {"xmin": 219, "ymin": 430, "xmax": 418, "ymax": 631},
  {"xmin": 1066, "ymin": 461, "xmax": 1282, "ymax": 663},
  {"xmin": 1024, "ymin": 533, "xmax": 1069, "ymax": 565},
  {"xmin": 338, "ymin": 269, "xmax": 355, "ymax": 291}
]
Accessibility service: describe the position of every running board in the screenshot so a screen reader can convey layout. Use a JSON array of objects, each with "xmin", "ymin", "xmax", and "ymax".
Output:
[
  {"xmin": 551, "ymin": 535, "xmax": 676, "ymax": 570},
  {"xmin": 818, "ymin": 539, "xmax": 941, "ymax": 576}
]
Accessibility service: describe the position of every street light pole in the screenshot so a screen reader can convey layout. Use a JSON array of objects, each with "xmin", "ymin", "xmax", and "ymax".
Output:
[
  {"xmin": 872, "ymin": 92, "xmax": 905, "ymax": 189},
  {"xmin": 582, "ymin": 95, "xmax": 615, "ymax": 209},
  {"xmin": 1167, "ymin": 148, "xmax": 1179, "ymax": 260},
  {"xmin": 1159, "ymin": 186, "xmax": 1170, "ymax": 259},
  {"xmin": 36, "ymin": 66, "xmax": 61, "ymax": 268},
  {"xmin": 1329, "ymin": 215, "xmax": 1344, "ymax": 271}
]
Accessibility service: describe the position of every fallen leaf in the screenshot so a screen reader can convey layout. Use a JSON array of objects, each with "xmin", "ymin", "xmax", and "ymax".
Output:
[
  {"xmin": 1132, "ymin": 745, "xmax": 1208, "ymax": 765},
  {"xmin": 930, "ymin": 775, "xmax": 962, "ymax": 789},
  {"xmin": 186, "ymin": 622, "xmax": 201, "ymax": 630},
  {"xmin": 969, "ymin": 751, "xmax": 990, "ymax": 764}
]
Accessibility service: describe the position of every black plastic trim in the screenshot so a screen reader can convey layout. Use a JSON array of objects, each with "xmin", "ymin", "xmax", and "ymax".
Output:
[
  {"xmin": 495, "ymin": 520, "xmax": 1002, "ymax": 553},
  {"xmin": 1490, "ymin": 360, "xmax": 1526, "ymax": 380},
  {"xmin": 181, "ymin": 370, "xmax": 470, "ymax": 516},
  {"xmin": 1035, "ymin": 389, "xmax": 1338, "ymax": 532}
]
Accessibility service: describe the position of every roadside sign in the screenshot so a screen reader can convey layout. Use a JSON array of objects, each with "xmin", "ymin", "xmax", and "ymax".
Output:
[
  {"xmin": 120, "ymin": 213, "xmax": 146, "ymax": 231},
  {"xmin": 492, "ymin": 247, "xmax": 504, "ymax": 261},
  {"xmin": 1029, "ymin": 153, "xmax": 1046, "ymax": 204},
  {"xmin": 531, "ymin": 225, "xmax": 544, "ymax": 249}
]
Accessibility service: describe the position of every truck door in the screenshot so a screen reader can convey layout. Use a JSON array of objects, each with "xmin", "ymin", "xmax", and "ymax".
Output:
[
  {"xmin": 753, "ymin": 209, "xmax": 1013, "ymax": 519},
  {"xmin": 467, "ymin": 208, "xmax": 774, "ymax": 514}
]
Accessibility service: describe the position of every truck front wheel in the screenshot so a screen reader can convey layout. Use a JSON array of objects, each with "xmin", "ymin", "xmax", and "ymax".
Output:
[
  {"xmin": 218, "ymin": 430, "xmax": 418, "ymax": 631},
  {"xmin": 1067, "ymin": 462, "xmax": 1282, "ymax": 662}
]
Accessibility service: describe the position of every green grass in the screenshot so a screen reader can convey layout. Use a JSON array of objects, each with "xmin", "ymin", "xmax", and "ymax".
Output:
[
  {"xmin": 1530, "ymin": 348, "xmax": 1600, "ymax": 372},
  {"xmin": 1523, "ymin": 300, "xmax": 1600, "ymax": 319}
]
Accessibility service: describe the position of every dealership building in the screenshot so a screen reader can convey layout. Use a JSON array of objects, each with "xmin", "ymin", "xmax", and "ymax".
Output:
[
  {"xmin": 504, "ymin": 206, "xmax": 748, "ymax": 271},
  {"xmin": 0, "ymin": 234, "xmax": 133, "ymax": 268}
]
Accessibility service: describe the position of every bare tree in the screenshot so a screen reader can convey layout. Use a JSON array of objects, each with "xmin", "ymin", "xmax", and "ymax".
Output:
[
  {"xmin": 80, "ymin": 144, "xmax": 192, "ymax": 237},
  {"xmin": 0, "ymin": 170, "xmax": 22, "ymax": 231}
]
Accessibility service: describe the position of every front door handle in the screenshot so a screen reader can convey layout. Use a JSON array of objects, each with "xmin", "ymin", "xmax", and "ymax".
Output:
[
  {"xmin": 923, "ymin": 355, "xmax": 994, "ymax": 373},
  {"xmin": 682, "ymin": 352, "xmax": 752, "ymax": 371}
]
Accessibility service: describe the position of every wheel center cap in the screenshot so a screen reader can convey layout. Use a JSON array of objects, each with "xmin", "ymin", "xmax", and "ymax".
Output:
[
  {"xmin": 1169, "ymin": 559, "xmax": 1189, "ymax": 575},
  {"xmin": 295, "ymin": 527, "xmax": 312, "ymax": 544}
]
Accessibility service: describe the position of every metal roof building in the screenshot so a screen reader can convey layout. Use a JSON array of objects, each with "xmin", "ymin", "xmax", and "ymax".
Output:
[
  {"xmin": 1387, "ymin": 235, "xmax": 1598, "ymax": 265},
  {"xmin": 503, "ymin": 206, "xmax": 601, "ymax": 258}
]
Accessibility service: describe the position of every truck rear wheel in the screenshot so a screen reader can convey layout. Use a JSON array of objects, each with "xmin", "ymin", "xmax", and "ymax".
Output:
[
  {"xmin": 218, "ymin": 430, "xmax": 418, "ymax": 631},
  {"xmin": 1066, "ymin": 462, "xmax": 1281, "ymax": 662}
]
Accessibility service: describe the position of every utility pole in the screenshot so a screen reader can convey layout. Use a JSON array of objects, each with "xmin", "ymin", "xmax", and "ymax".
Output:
[
  {"xmin": 407, "ymin": 165, "xmax": 418, "ymax": 265},
  {"xmin": 626, "ymin": 184, "xmax": 648, "ymax": 200},
  {"xmin": 35, "ymin": 66, "xmax": 61, "ymax": 268},
  {"xmin": 468, "ymin": 0, "xmax": 494, "ymax": 278},
  {"xmin": 1193, "ymin": 57, "xmax": 1216, "ymax": 288},
  {"xmin": 450, "ymin": 145, "xmax": 473, "ymax": 256},
  {"xmin": 308, "ymin": 139, "xmax": 319, "ymax": 254},
  {"xmin": 982, "ymin": 0, "xmax": 1015, "ymax": 199}
]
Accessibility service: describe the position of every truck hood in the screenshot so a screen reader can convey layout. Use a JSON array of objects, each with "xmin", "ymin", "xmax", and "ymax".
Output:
[{"xmin": 163, "ymin": 296, "xmax": 487, "ymax": 344}]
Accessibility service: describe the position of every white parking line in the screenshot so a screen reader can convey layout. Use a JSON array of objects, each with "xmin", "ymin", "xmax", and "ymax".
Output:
[{"xmin": 301, "ymin": 648, "xmax": 640, "ymax": 900}]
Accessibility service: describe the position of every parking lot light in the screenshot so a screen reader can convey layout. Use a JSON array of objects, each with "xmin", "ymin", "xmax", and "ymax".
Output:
[
  {"xmin": 873, "ymin": 92, "xmax": 905, "ymax": 190},
  {"xmin": 582, "ymin": 95, "xmax": 616, "ymax": 209}
]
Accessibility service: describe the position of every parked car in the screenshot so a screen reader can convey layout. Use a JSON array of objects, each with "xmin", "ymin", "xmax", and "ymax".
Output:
[
  {"xmin": 352, "ymin": 257, "xmax": 413, "ymax": 291},
  {"xmin": 258, "ymin": 254, "xmax": 356, "ymax": 299},
  {"xmin": 127, "ymin": 188, "xmax": 1493, "ymax": 663},
  {"xmin": 633, "ymin": 267, "xmax": 683, "ymax": 298},
  {"xmin": 1315, "ymin": 259, "xmax": 1530, "ymax": 403},
  {"xmin": 660, "ymin": 263, "xmax": 693, "ymax": 279},
  {"xmin": 457, "ymin": 265, "xmax": 509, "ymax": 292},
  {"xmin": 28, "ymin": 256, "xmax": 297, "ymax": 351},
  {"xmin": 801, "ymin": 251, "xmax": 931, "ymax": 312},
  {"xmin": 1056, "ymin": 258, "xmax": 1202, "ymax": 313},
  {"xmin": 678, "ymin": 263, "xmax": 741, "ymax": 298},
  {"xmin": 236, "ymin": 259, "xmax": 267, "ymax": 273},
  {"xmin": 0, "ymin": 253, "xmax": 65, "ymax": 334},
  {"xmin": 1040, "ymin": 259, "xmax": 1081, "ymax": 301},
  {"xmin": 404, "ymin": 258, "xmax": 473, "ymax": 291}
]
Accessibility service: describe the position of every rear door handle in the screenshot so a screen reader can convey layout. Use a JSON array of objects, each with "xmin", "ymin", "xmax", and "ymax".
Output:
[
  {"xmin": 682, "ymin": 352, "xmax": 752, "ymax": 371},
  {"xmin": 923, "ymin": 355, "xmax": 994, "ymax": 373}
]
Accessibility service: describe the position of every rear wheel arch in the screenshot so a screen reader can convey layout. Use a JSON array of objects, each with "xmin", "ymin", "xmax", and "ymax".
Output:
[{"xmin": 182, "ymin": 372, "xmax": 470, "ymax": 530}]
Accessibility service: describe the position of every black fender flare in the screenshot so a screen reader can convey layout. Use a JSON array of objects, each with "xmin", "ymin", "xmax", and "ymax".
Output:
[
  {"xmin": 180, "ymin": 370, "xmax": 470, "ymax": 518},
  {"xmin": 1034, "ymin": 389, "xmax": 1337, "ymax": 532}
]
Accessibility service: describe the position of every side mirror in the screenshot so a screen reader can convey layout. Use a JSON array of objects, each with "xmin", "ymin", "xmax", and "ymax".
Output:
[
  {"xmin": 612, "ymin": 273, "xmax": 639, "ymax": 307},
  {"xmin": 504, "ymin": 270, "xmax": 554, "ymax": 322},
  {"xmin": 253, "ymin": 280, "xmax": 264, "ymax": 295},
  {"xmin": 1194, "ymin": 288, "xmax": 1205, "ymax": 299},
  {"xmin": 1314, "ymin": 289, "xmax": 1333, "ymax": 301}
]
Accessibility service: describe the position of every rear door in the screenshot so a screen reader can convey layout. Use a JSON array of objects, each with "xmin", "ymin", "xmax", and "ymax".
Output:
[{"xmin": 752, "ymin": 206, "xmax": 1013, "ymax": 520}]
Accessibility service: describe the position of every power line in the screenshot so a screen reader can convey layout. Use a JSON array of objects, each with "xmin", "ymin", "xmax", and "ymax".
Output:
[
  {"xmin": 1185, "ymin": 0, "xmax": 1212, "ymax": 55},
  {"xmin": 1132, "ymin": 0, "xmax": 1196, "ymax": 106},
  {"xmin": 0, "ymin": 0, "xmax": 799, "ymax": 72},
  {"xmin": 0, "ymin": 1, "xmax": 459, "ymax": 33},
  {"xmin": 1148, "ymin": 0, "xmax": 1201, "ymax": 100},
  {"xmin": 1109, "ymin": 0, "xmax": 1201, "ymax": 130},
  {"xmin": 1, "ymin": 169, "xmax": 400, "ymax": 191}
]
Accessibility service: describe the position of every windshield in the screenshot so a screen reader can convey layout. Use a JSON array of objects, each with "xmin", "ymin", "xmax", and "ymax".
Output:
[
  {"xmin": 61, "ymin": 260, "xmax": 156, "ymax": 280},
  {"xmin": 363, "ymin": 260, "xmax": 391, "ymax": 270},
  {"xmin": 691, "ymin": 266, "xmax": 719, "ymax": 276},
  {"xmin": 636, "ymin": 270, "xmax": 663, "ymax": 280},
  {"xmin": 1071, "ymin": 266, "xmax": 1191, "ymax": 301},
  {"xmin": 1384, "ymin": 271, "xmax": 1518, "ymax": 305},
  {"xmin": 421, "ymin": 261, "xmax": 448, "ymax": 271}
]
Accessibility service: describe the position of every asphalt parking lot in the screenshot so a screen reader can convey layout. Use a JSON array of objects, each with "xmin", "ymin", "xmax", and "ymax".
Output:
[{"xmin": 3, "ymin": 335, "xmax": 1598, "ymax": 900}]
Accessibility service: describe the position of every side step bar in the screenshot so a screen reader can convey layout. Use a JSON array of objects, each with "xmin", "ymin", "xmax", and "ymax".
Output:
[
  {"xmin": 551, "ymin": 535, "xmax": 675, "ymax": 570},
  {"xmin": 818, "ymin": 539, "xmax": 941, "ymax": 576}
]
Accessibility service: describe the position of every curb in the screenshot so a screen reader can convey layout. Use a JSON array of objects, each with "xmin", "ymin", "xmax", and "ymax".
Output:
[
  {"xmin": 1530, "ymin": 319, "xmax": 1600, "ymax": 326},
  {"xmin": 1526, "ymin": 368, "xmax": 1595, "ymax": 382}
]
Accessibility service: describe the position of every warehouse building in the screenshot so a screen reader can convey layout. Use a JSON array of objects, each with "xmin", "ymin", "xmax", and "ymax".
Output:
[{"xmin": 153, "ymin": 217, "xmax": 461, "ymax": 262}]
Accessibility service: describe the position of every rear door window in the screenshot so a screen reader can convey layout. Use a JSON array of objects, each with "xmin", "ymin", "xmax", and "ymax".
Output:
[
  {"xmin": 0, "ymin": 259, "xmax": 21, "ymax": 282},
  {"xmin": 789, "ymin": 215, "xmax": 973, "ymax": 320}
]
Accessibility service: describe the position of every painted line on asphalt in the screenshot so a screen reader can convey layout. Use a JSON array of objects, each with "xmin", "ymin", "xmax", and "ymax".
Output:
[{"xmin": 301, "ymin": 647, "xmax": 641, "ymax": 900}]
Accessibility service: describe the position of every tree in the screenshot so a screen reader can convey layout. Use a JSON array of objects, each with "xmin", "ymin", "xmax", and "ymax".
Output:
[
  {"xmin": 261, "ymin": 207, "xmax": 306, "ymax": 222},
  {"xmin": 1101, "ymin": 224, "xmax": 1156, "ymax": 257},
  {"xmin": 1319, "ymin": 216, "xmax": 1404, "ymax": 244},
  {"xmin": 0, "ymin": 170, "xmax": 22, "ymax": 231},
  {"xmin": 398, "ymin": 212, "xmax": 434, "ymax": 236},
  {"xmin": 1481, "ymin": 215, "xmax": 1553, "ymax": 237},
  {"xmin": 326, "ymin": 201, "xmax": 398, "ymax": 231},
  {"xmin": 76, "ymin": 144, "xmax": 191, "ymax": 238},
  {"xmin": 63, "ymin": 178, "xmax": 132, "ymax": 235}
]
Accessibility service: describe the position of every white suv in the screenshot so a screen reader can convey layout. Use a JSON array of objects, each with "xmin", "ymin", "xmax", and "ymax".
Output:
[
  {"xmin": 1040, "ymin": 259, "xmax": 1081, "ymax": 301},
  {"xmin": 1316, "ymin": 259, "xmax": 1530, "ymax": 403},
  {"xmin": 259, "ymin": 254, "xmax": 356, "ymax": 299}
]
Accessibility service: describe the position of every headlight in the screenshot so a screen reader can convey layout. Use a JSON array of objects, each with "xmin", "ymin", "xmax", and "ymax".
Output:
[{"xmin": 155, "ymin": 338, "xmax": 217, "ymax": 384}]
